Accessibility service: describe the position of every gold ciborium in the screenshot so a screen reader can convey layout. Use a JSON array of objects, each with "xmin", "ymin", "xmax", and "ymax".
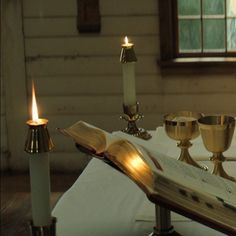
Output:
[
  {"xmin": 164, "ymin": 111, "xmax": 207, "ymax": 170},
  {"xmin": 198, "ymin": 115, "xmax": 235, "ymax": 182}
]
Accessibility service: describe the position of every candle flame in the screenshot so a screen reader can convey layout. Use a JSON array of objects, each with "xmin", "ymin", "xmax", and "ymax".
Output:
[
  {"xmin": 124, "ymin": 36, "xmax": 129, "ymax": 45},
  {"xmin": 32, "ymin": 82, "xmax": 39, "ymax": 121}
]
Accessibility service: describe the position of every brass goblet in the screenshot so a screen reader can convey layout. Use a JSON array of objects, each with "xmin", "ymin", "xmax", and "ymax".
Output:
[
  {"xmin": 164, "ymin": 111, "xmax": 207, "ymax": 170},
  {"xmin": 198, "ymin": 115, "xmax": 235, "ymax": 182}
]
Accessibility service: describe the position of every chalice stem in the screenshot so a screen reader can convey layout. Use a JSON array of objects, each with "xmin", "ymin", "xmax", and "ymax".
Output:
[
  {"xmin": 211, "ymin": 154, "xmax": 236, "ymax": 182},
  {"xmin": 178, "ymin": 141, "xmax": 207, "ymax": 170},
  {"xmin": 178, "ymin": 140, "xmax": 192, "ymax": 162}
]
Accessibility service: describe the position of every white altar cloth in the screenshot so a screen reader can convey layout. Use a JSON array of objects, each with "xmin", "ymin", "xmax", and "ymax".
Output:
[{"xmin": 52, "ymin": 127, "xmax": 236, "ymax": 236}]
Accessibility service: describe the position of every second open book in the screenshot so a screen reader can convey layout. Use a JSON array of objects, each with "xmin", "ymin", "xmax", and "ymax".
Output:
[{"xmin": 60, "ymin": 121, "xmax": 236, "ymax": 235}]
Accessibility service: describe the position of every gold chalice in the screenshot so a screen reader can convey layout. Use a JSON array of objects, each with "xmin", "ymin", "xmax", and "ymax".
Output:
[
  {"xmin": 164, "ymin": 111, "xmax": 207, "ymax": 170},
  {"xmin": 198, "ymin": 115, "xmax": 235, "ymax": 182}
]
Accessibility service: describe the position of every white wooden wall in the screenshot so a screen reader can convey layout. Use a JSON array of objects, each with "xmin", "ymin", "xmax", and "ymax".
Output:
[{"xmin": 2, "ymin": 0, "xmax": 236, "ymax": 171}]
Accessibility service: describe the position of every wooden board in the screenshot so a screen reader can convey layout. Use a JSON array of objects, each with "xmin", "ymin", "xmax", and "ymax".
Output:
[
  {"xmin": 24, "ymin": 16, "xmax": 159, "ymax": 37},
  {"xmin": 23, "ymin": 0, "xmax": 158, "ymax": 17}
]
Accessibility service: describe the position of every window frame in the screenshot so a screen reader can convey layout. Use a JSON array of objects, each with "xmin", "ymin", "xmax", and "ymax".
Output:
[{"xmin": 158, "ymin": 0, "xmax": 236, "ymax": 69}]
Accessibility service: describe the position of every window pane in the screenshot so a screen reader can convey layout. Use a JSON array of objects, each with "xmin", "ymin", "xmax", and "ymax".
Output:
[
  {"xmin": 179, "ymin": 20, "xmax": 201, "ymax": 52},
  {"xmin": 203, "ymin": 19, "xmax": 225, "ymax": 51},
  {"xmin": 227, "ymin": 0, "xmax": 236, "ymax": 16},
  {"xmin": 203, "ymin": 0, "xmax": 225, "ymax": 15},
  {"xmin": 178, "ymin": 0, "xmax": 200, "ymax": 15},
  {"xmin": 227, "ymin": 19, "xmax": 236, "ymax": 51}
]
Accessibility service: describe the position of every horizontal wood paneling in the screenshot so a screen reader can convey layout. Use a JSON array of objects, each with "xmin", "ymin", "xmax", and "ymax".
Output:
[
  {"xmin": 47, "ymin": 114, "xmax": 125, "ymax": 133},
  {"xmin": 28, "ymin": 75, "xmax": 236, "ymax": 96},
  {"xmin": 24, "ymin": 16, "xmax": 159, "ymax": 37},
  {"xmin": 25, "ymin": 36, "xmax": 159, "ymax": 57},
  {"xmin": 41, "ymin": 112, "xmax": 164, "ymax": 136},
  {"xmin": 23, "ymin": 0, "xmax": 158, "ymax": 17},
  {"xmin": 148, "ymin": 75, "xmax": 236, "ymax": 94},
  {"xmin": 26, "ymin": 56, "xmax": 160, "ymax": 76},
  {"xmin": 35, "ymin": 94, "xmax": 236, "ymax": 118}
]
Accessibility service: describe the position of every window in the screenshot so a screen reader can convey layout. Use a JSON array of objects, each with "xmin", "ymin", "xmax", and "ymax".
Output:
[{"xmin": 158, "ymin": 0, "xmax": 236, "ymax": 68}]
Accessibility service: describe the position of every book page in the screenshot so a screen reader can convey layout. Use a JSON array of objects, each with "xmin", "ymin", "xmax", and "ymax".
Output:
[
  {"xmin": 114, "ymin": 132, "xmax": 236, "ymax": 206},
  {"xmin": 59, "ymin": 121, "xmax": 108, "ymax": 154},
  {"xmin": 138, "ymin": 144, "xmax": 236, "ymax": 207}
]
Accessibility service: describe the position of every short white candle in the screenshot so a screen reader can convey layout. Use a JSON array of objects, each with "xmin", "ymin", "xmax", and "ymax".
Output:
[{"xmin": 121, "ymin": 36, "xmax": 137, "ymax": 106}]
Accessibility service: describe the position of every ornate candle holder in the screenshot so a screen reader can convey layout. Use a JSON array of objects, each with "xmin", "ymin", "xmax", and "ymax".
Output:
[
  {"xmin": 164, "ymin": 111, "xmax": 207, "ymax": 170},
  {"xmin": 198, "ymin": 115, "xmax": 235, "ymax": 182},
  {"xmin": 25, "ymin": 119, "xmax": 54, "ymax": 153},
  {"xmin": 120, "ymin": 38, "xmax": 137, "ymax": 63},
  {"xmin": 120, "ymin": 102, "xmax": 151, "ymax": 140},
  {"xmin": 25, "ymin": 119, "xmax": 56, "ymax": 236}
]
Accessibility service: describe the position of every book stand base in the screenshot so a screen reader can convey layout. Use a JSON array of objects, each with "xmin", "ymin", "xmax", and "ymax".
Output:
[
  {"xmin": 29, "ymin": 217, "xmax": 57, "ymax": 236},
  {"xmin": 149, "ymin": 205, "xmax": 181, "ymax": 236}
]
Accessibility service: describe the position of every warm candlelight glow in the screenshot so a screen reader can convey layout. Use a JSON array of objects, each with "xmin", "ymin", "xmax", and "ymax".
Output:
[
  {"xmin": 130, "ymin": 155, "xmax": 145, "ymax": 169},
  {"xmin": 122, "ymin": 36, "xmax": 133, "ymax": 48},
  {"xmin": 32, "ymin": 82, "xmax": 39, "ymax": 121},
  {"xmin": 27, "ymin": 82, "xmax": 47, "ymax": 126}
]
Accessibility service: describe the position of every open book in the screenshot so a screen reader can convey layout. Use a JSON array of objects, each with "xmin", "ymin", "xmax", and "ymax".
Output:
[{"xmin": 60, "ymin": 121, "xmax": 236, "ymax": 235}]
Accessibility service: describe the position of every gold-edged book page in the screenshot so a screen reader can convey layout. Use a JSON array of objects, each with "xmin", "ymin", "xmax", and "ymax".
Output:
[
  {"xmin": 59, "ymin": 121, "xmax": 107, "ymax": 154},
  {"xmin": 113, "ymin": 131, "xmax": 236, "ymax": 207}
]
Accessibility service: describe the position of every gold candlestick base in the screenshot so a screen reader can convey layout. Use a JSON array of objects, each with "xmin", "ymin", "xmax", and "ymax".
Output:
[
  {"xmin": 29, "ymin": 217, "xmax": 57, "ymax": 236},
  {"xmin": 120, "ymin": 103, "xmax": 151, "ymax": 140}
]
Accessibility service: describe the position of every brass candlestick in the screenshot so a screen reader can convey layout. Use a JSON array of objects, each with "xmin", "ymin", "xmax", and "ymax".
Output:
[
  {"xmin": 25, "ymin": 119, "xmax": 54, "ymax": 153},
  {"xmin": 120, "ymin": 102, "xmax": 151, "ymax": 140},
  {"xmin": 120, "ymin": 38, "xmax": 137, "ymax": 63},
  {"xmin": 198, "ymin": 115, "xmax": 235, "ymax": 182},
  {"xmin": 164, "ymin": 111, "xmax": 207, "ymax": 170}
]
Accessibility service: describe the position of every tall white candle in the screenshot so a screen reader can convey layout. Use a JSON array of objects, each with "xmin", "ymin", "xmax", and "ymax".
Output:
[
  {"xmin": 29, "ymin": 153, "xmax": 51, "ymax": 226},
  {"xmin": 121, "ymin": 36, "xmax": 137, "ymax": 106},
  {"xmin": 27, "ymin": 82, "xmax": 52, "ymax": 226}
]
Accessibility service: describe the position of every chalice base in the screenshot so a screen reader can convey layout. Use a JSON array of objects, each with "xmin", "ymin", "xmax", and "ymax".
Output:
[{"xmin": 211, "ymin": 155, "xmax": 236, "ymax": 182}]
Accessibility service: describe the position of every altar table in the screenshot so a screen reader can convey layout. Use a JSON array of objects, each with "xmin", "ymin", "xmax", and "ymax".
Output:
[{"xmin": 52, "ymin": 127, "xmax": 236, "ymax": 236}]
